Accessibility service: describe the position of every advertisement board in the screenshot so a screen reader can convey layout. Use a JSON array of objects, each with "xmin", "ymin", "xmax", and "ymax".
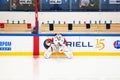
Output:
[
  {"xmin": 0, "ymin": 34, "xmax": 120, "ymax": 56},
  {"xmin": 40, "ymin": 35, "xmax": 120, "ymax": 56},
  {"xmin": 109, "ymin": 0, "xmax": 120, "ymax": 4},
  {"xmin": 0, "ymin": 36, "xmax": 33, "ymax": 56},
  {"xmin": 49, "ymin": 0, "xmax": 62, "ymax": 4}
]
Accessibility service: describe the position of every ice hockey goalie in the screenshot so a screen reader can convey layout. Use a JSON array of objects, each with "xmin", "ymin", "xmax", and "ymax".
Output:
[{"xmin": 44, "ymin": 34, "xmax": 73, "ymax": 59}]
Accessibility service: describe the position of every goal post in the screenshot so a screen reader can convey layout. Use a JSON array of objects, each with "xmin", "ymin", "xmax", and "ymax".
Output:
[{"xmin": 35, "ymin": 0, "xmax": 39, "ymax": 34}]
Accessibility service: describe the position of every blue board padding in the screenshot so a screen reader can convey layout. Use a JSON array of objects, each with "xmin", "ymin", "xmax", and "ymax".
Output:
[{"xmin": 0, "ymin": 34, "xmax": 120, "ymax": 37}]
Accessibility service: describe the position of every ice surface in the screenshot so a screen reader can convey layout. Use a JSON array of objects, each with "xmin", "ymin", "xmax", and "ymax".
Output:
[{"xmin": 0, "ymin": 56, "xmax": 120, "ymax": 80}]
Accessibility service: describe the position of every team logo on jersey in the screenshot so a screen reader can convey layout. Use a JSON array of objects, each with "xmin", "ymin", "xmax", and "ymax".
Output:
[{"xmin": 113, "ymin": 40, "xmax": 120, "ymax": 49}]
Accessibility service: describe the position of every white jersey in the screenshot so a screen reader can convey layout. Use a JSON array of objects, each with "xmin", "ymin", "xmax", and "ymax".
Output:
[{"xmin": 52, "ymin": 34, "xmax": 66, "ymax": 46}]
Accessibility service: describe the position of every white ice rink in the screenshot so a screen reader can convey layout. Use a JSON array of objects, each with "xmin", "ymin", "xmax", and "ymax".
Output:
[{"xmin": 0, "ymin": 56, "xmax": 120, "ymax": 80}]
